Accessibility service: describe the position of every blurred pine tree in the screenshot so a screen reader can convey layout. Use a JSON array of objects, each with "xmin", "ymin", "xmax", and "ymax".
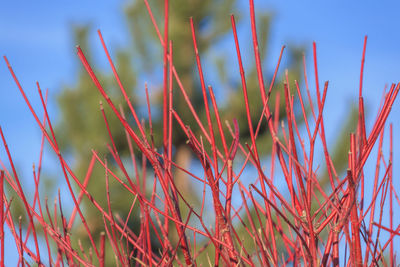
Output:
[{"xmin": 54, "ymin": 0, "xmax": 356, "ymax": 265}]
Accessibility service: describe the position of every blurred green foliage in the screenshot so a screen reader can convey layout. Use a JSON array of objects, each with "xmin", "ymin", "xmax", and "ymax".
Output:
[{"xmin": 52, "ymin": 0, "xmax": 357, "ymax": 265}]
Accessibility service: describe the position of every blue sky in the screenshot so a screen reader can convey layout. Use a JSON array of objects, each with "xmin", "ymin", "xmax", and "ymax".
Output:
[{"xmin": 1, "ymin": 0, "xmax": 400, "ymax": 265}]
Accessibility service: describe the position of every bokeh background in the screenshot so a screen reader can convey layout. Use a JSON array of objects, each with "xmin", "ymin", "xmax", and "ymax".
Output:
[{"xmin": 1, "ymin": 1, "xmax": 400, "ymax": 265}]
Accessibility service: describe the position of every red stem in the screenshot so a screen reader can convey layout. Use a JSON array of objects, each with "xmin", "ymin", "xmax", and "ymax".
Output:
[
  {"xmin": 0, "ymin": 171, "xmax": 3, "ymax": 267},
  {"xmin": 99, "ymin": 232, "xmax": 106, "ymax": 267},
  {"xmin": 389, "ymin": 124, "xmax": 393, "ymax": 266},
  {"xmin": 0, "ymin": 127, "xmax": 41, "ymax": 264}
]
